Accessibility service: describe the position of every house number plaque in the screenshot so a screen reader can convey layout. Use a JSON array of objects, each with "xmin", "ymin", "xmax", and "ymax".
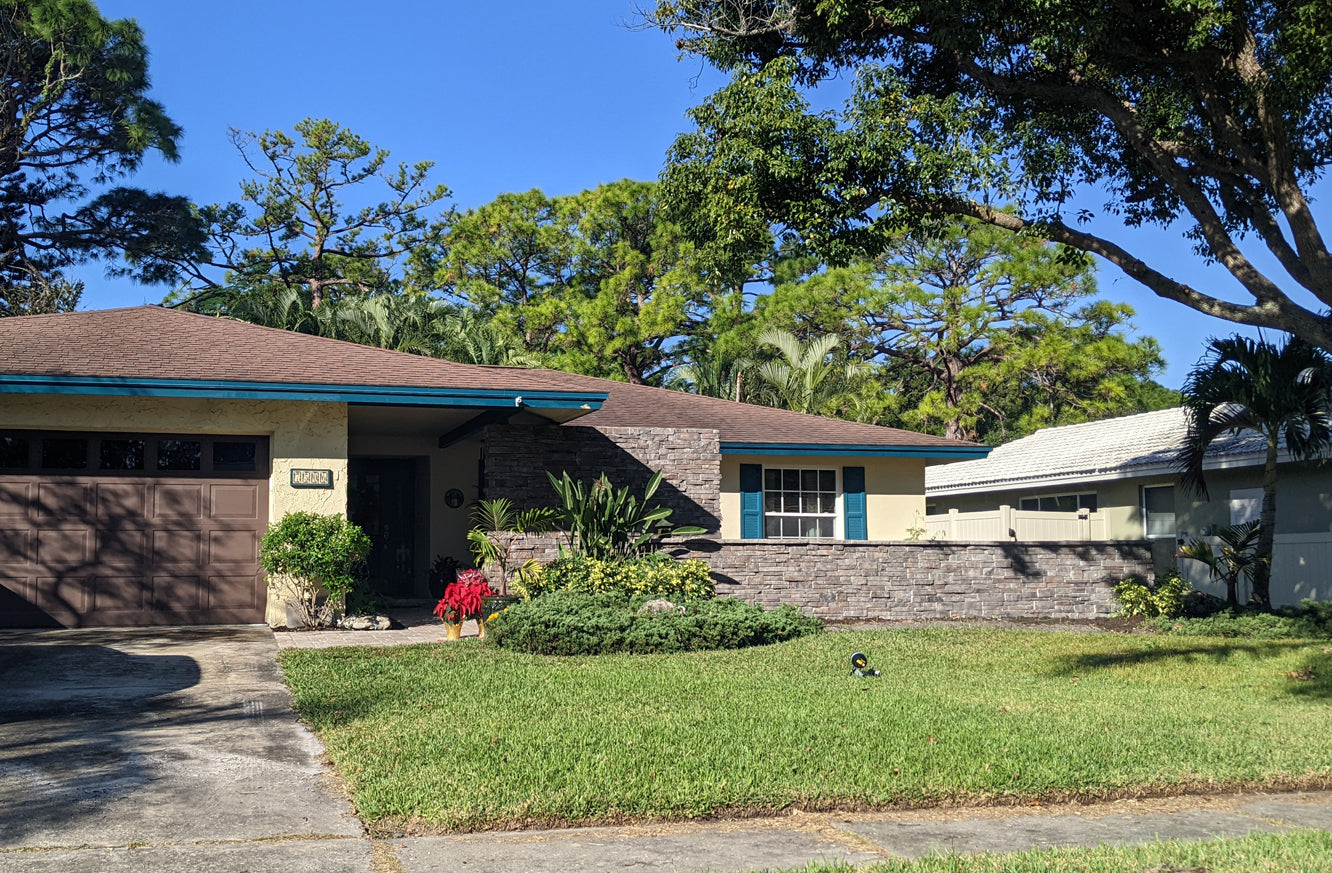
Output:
[{"xmin": 290, "ymin": 468, "xmax": 334, "ymax": 489}]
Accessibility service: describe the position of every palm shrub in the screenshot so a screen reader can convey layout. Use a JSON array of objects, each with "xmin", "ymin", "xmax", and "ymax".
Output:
[
  {"xmin": 1178, "ymin": 522, "xmax": 1262, "ymax": 606},
  {"xmin": 546, "ymin": 469, "xmax": 705, "ymax": 559},
  {"xmin": 259, "ymin": 512, "xmax": 372, "ymax": 627},
  {"xmin": 466, "ymin": 497, "xmax": 557, "ymax": 595}
]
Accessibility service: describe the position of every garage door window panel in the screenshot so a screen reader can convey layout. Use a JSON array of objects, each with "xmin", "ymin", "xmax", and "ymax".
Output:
[
  {"xmin": 42, "ymin": 438, "xmax": 87, "ymax": 470},
  {"xmin": 0, "ymin": 437, "xmax": 30, "ymax": 469},
  {"xmin": 157, "ymin": 440, "xmax": 202, "ymax": 471},
  {"xmin": 100, "ymin": 439, "xmax": 145, "ymax": 471}
]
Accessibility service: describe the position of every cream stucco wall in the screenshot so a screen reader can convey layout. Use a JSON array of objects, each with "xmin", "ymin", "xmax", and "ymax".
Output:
[
  {"xmin": 719, "ymin": 454, "xmax": 928, "ymax": 540},
  {"xmin": 0, "ymin": 394, "xmax": 349, "ymax": 625},
  {"xmin": 929, "ymin": 461, "xmax": 1332, "ymax": 539}
]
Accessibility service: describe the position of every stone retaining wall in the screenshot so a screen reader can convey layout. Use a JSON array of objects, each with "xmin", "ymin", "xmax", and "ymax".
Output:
[{"xmin": 509, "ymin": 537, "xmax": 1152, "ymax": 620}]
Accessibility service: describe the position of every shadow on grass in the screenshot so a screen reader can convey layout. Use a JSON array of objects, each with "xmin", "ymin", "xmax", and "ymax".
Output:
[{"xmin": 1047, "ymin": 640, "xmax": 1332, "ymax": 700}]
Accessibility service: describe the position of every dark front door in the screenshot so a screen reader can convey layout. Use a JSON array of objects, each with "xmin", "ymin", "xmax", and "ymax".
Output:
[{"xmin": 348, "ymin": 458, "xmax": 418, "ymax": 598}]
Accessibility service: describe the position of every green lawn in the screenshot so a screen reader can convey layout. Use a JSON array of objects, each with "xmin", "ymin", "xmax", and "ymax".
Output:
[
  {"xmin": 755, "ymin": 831, "xmax": 1332, "ymax": 873},
  {"xmin": 278, "ymin": 628, "xmax": 1332, "ymax": 832}
]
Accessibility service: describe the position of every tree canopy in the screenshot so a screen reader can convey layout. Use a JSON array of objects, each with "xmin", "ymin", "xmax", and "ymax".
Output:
[
  {"xmin": 169, "ymin": 118, "xmax": 452, "ymax": 310},
  {"xmin": 0, "ymin": 0, "xmax": 201, "ymax": 315},
  {"xmin": 650, "ymin": 0, "xmax": 1332, "ymax": 349}
]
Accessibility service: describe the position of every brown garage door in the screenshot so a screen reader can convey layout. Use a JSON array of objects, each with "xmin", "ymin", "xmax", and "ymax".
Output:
[{"xmin": 0, "ymin": 431, "xmax": 270, "ymax": 628}]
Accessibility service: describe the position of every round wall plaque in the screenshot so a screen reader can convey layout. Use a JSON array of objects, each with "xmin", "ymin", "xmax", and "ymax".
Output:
[{"xmin": 444, "ymin": 488, "xmax": 465, "ymax": 509}]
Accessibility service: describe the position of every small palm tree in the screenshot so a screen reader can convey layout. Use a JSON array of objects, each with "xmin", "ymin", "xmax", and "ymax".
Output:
[
  {"xmin": 667, "ymin": 350, "xmax": 754, "ymax": 403},
  {"xmin": 753, "ymin": 328, "xmax": 866, "ymax": 416},
  {"xmin": 1176, "ymin": 335, "xmax": 1332, "ymax": 609}
]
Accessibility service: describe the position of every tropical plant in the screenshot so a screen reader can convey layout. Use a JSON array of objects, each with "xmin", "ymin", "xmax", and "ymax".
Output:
[
  {"xmin": 752, "ymin": 328, "xmax": 866, "ymax": 416},
  {"xmin": 433, "ymin": 569, "xmax": 493, "ymax": 624},
  {"xmin": 465, "ymin": 497, "xmax": 558, "ymax": 595},
  {"xmin": 1112, "ymin": 570, "xmax": 1191, "ymax": 619},
  {"xmin": 546, "ymin": 470, "xmax": 706, "ymax": 560},
  {"xmin": 1178, "ymin": 522, "xmax": 1263, "ymax": 608},
  {"xmin": 523, "ymin": 553, "xmax": 715, "ymax": 600},
  {"xmin": 1176, "ymin": 336, "xmax": 1332, "ymax": 608},
  {"xmin": 259, "ymin": 512, "xmax": 372, "ymax": 628}
]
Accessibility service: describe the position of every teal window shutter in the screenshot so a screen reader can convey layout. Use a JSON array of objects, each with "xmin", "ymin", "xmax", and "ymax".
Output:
[
  {"xmin": 740, "ymin": 463, "xmax": 763, "ymax": 539},
  {"xmin": 843, "ymin": 466, "xmax": 867, "ymax": 540}
]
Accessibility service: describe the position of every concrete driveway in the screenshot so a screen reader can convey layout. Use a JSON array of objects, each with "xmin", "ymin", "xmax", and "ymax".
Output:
[{"xmin": 0, "ymin": 625, "xmax": 369, "ymax": 871}]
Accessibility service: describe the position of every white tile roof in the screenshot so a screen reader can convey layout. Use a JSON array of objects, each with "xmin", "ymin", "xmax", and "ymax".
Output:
[{"xmin": 925, "ymin": 408, "xmax": 1271, "ymax": 495}]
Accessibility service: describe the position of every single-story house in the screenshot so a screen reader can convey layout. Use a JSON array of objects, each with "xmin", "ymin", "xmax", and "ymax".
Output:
[
  {"xmin": 0, "ymin": 306, "xmax": 989, "ymax": 628},
  {"xmin": 924, "ymin": 408, "xmax": 1332, "ymax": 606}
]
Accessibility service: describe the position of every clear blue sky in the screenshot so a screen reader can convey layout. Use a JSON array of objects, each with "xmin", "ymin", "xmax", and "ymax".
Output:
[{"xmin": 78, "ymin": 0, "xmax": 1306, "ymax": 389}]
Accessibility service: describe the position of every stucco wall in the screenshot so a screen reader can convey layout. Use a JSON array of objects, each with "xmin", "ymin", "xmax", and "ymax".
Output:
[
  {"xmin": 930, "ymin": 462, "xmax": 1332, "ymax": 541},
  {"xmin": 0, "ymin": 394, "xmax": 349, "ymax": 625},
  {"xmin": 346, "ymin": 431, "xmax": 482, "ymax": 578},
  {"xmin": 721, "ymin": 455, "xmax": 928, "ymax": 540}
]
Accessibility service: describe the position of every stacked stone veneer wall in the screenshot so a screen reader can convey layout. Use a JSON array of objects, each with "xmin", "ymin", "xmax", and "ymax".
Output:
[
  {"xmin": 508, "ymin": 536, "xmax": 1152, "ymax": 620},
  {"xmin": 482, "ymin": 424, "xmax": 721, "ymax": 531}
]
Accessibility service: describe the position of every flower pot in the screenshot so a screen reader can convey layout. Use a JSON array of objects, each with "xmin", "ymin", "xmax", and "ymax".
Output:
[{"xmin": 443, "ymin": 621, "xmax": 463, "ymax": 641}]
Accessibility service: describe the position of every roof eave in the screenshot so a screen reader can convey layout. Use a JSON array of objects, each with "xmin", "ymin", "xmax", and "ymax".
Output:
[
  {"xmin": 0, "ymin": 375, "xmax": 608, "ymax": 411},
  {"xmin": 926, "ymin": 450, "xmax": 1290, "ymax": 496},
  {"xmin": 721, "ymin": 441, "xmax": 991, "ymax": 459}
]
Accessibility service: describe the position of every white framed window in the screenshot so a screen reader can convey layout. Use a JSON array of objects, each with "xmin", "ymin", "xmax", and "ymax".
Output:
[
  {"xmin": 1019, "ymin": 492, "xmax": 1098, "ymax": 512},
  {"xmin": 1229, "ymin": 488, "xmax": 1263, "ymax": 526},
  {"xmin": 1142, "ymin": 485, "xmax": 1176, "ymax": 538},
  {"xmin": 763, "ymin": 467, "xmax": 837, "ymax": 538}
]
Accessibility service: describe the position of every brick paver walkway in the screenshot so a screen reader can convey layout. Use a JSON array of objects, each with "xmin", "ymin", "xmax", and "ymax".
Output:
[{"xmin": 272, "ymin": 609, "xmax": 475, "ymax": 649}]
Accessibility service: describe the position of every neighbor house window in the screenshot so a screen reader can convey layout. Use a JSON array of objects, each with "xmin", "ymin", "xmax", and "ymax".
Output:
[
  {"xmin": 763, "ymin": 468, "xmax": 837, "ymax": 538},
  {"xmin": 1142, "ymin": 485, "xmax": 1176, "ymax": 538},
  {"xmin": 1019, "ymin": 492, "xmax": 1098, "ymax": 512}
]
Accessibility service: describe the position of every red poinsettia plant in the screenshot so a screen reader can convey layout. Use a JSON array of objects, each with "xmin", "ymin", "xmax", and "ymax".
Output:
[{"xmin": 433, "ymin": 569, "xmax": 494, "ymax": 623}]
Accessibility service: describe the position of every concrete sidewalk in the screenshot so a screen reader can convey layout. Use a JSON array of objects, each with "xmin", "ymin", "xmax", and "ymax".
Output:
[{"xmin": 5, "ymin": 789, "xmax": 1330, "ymax": 871}]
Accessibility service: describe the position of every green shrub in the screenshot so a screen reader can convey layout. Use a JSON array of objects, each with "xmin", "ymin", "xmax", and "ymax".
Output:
[
  {"xmin": 521, "ymin": 552, "xmax": 714, "ymax": 600},
  {"xmin": 1113, "ymin": 569, "xmax": 1192, "ymax": 618},
  {"xmin": 259, "ymin": 512, "xmax": 372, "ymax": 627},
  {"xmin": 1148, "ymin": 599, "xmax": 1332, "ymax": 639},
  {"xmin": 486, "ymin": 591, "xmax": 824, "ymax": 655}
]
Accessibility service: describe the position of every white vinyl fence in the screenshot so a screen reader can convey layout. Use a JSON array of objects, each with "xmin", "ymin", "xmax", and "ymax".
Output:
[
  {"xmin": 1177, "ymin": 532, "xmax": 1332, "ymax": 608},
  {"xmin": 925, "ymin": 506, "xmax": 1109, "ymax": 542}
]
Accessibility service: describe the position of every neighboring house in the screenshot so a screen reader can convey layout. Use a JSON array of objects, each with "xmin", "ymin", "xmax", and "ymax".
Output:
[
  {"xmin": 924, "ymin": 408, "xmax": 1332, "ymax": 606},
  {"xmin": 0, "ymin": 306, "xmax": 988, "ymax": 628}
]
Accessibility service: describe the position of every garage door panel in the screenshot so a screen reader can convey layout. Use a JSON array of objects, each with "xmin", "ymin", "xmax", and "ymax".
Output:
[
  {"xmin": 0, "ymin": 529, "xmax": 30, "ymax": 564},
  {"xmin": 97, "ymin": 483, "xmax": 148, "ymax": 520},
  {"xmin": 208, "ymin": 529, "xmax": 259, "ymax": 565},
  {"xmin": 206, "ymin": 574, "xmax": 261, "ymax": 609},
  {"xmin": 96, "ymin": 529, "xmax": 146, "ymax": 565},
  {"xmin": 153, "ymin": 529, "xmax": 202, "ymax": 564},
  {"xmin": 154, "ymin": 485, "xmax": 203, "ymax": 519},
  {"xmin": 92, "ymin": 576, "xmax": 148, "ymax": 611},
  {"xmin": 36, "ymin": 483, "xmax": 90, "ymax": 519},
  {"xmin": 153, "ymin": 574, "xmax": 201, "ymax": 611},
  {"xmin": 211, "ymin": 484, "xmax": 260, "ymax": 519},
  {"xmin": 0, "ymin": 483, "xmax": 31, "ymax": 519},
  {"xmin": 37, "ymin": 575, "xmax": 89, "ymax": 613},
  {"xmin": 36, "ymin": 528, "xmax": 91, "ymax": 566}
]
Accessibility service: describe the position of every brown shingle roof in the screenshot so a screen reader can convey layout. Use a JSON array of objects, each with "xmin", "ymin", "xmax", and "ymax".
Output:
[{"xmin": 0, "ymin": 306, "xmax": 977, "ymax": 451}]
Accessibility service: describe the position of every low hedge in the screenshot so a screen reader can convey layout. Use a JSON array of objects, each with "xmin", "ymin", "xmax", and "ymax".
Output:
[
  {"xmin": 518, "ymin": 552, "xmax": 714, "ymax": 600},
  {"xmin": 486, "ymin": 591, "xmax": 824, "ymax": 655},
  {"xmin": 1147, "ymin": 600, "xmax": 1332, "ymax": 639}
]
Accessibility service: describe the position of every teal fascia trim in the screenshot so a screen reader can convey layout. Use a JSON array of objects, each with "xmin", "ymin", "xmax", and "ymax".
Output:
[
  {"xmin": 0, "ymin": 375, "xmax": 607, "ymax": 410},
  {"xmin": 720, "ymin": 441, "xmax": 991, "ymax": 459}
]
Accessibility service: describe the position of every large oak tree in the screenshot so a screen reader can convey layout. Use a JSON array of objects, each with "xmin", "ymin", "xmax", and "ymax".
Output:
[{"xmin": 649, "ymin": 0, "xmax": 1332, "ymax": 348}]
